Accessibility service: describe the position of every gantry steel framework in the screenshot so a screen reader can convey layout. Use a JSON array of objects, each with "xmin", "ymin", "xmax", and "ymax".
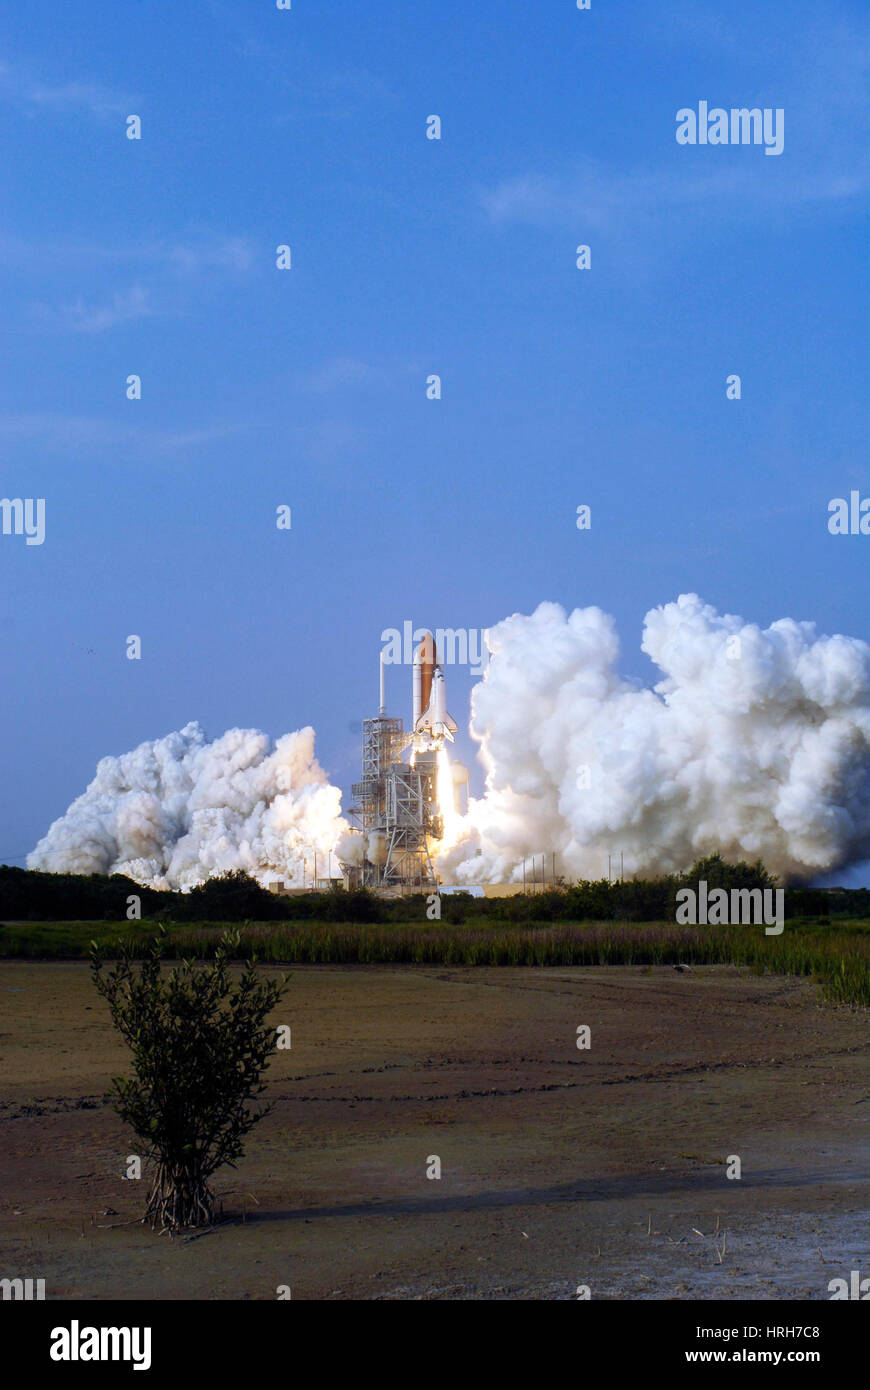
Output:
[{"xmin": 348, "ymin": 715, "xmax": 440, "ymax": 889}]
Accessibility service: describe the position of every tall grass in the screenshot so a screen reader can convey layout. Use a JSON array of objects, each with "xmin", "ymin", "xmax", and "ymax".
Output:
[{"xmin": 2, "ymin": 917, "xmax": 869, "ymax": 1007}]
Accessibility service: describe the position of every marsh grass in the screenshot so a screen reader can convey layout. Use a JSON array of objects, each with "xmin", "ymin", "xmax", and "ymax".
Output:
[{"xmin": 3, "ymin": 916, "xmax": 869, "ymax": 1007}]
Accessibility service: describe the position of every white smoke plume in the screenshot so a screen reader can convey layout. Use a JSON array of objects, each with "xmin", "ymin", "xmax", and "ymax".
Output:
[
  {"xmin": 29, "ymin": 595, "xmax": 870, "ymax": 891},
  {"xmin": 438, "ymin": 594, "xmax": 870, "ymax": 885},
  {"xmin": 28, "ymin": 721, "xmax": 349, "ymax": 890}
]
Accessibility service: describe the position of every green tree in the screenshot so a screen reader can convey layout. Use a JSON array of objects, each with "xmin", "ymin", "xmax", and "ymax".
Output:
[{"xmin": 91, "ymin": 927, "xmax": 286, "ymax": 1234}]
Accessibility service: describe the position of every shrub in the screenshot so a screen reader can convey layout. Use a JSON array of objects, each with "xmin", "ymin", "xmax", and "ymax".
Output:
[{"xmin": 91, "ymin": 927, "xmax": 286, "ymax": 1234}]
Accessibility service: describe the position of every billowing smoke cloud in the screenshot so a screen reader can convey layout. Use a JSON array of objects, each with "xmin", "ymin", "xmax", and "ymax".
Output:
[
  {"xmin": 28, "ymin": 721, "xmax": 349, "ymax": 890},
  {"xmin": 29, "ymin": 595, "xmax": 870, "ymax": 891},
  {"xmin": 439, "ymin": 594, "xmax": 870, "ymax": 885}
]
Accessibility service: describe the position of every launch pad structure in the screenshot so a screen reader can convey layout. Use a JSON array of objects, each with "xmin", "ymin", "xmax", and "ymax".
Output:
[
  {"xmin": 337, "ymin": 633, "xmax": 570, "ymax": 897},
  {"xmin": 346, "ymin": 631, "xmax": 457, "ymax": 892},
  {"xmin": 350, "ymin": 716, "xmax": 441, "ymax": 890}
]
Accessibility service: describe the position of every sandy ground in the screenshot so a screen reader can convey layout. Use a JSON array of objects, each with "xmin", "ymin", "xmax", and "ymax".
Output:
[{"xmin": 1, "ymin": 960, "xmax": 868, "ymax": 1301}]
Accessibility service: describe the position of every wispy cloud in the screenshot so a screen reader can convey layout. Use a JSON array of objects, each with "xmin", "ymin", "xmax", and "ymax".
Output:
[
  {"xmin": 481, "ymin": 13, "xmax": 870, "ymax": 235},
  {"xmin": 0, "ymin": 232, "xmax": 254, "ymax": 277},
  {"xmin": 160, "ymin": 237, "xmax": 253, "ymax": 275},
  {"xmin": 26, "ymin": 80, "xmax": 132, "ymax": 119},
  {"xmin": 31, "ymin": 285, "xmax": 154, "ymax": 335},
  {"xmin": 299, "ymin": 358, "xmax": 406, "ymax": 395},
  {"xmin": 0, "ymin": 412, "xmax": 246, "ymax": 456},
  {"xmin": 0, "ymin": 59, "xmax": 134, "ymax": 120},
  {"xmin": 4, "ymin": 234, "xmax": 255, "ymax": 334},
  {"xmin": 480, "ymin": 158, "xmax": 870, "ymax": 234},
  {"xmin": 204, "ymin": 0, "xmax": 395, "ymax": 120}
]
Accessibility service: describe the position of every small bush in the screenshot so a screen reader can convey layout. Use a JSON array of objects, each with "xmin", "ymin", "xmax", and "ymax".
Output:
[{"xmin": 91, "ymin": 927, "xmax": 286, "ymax": 1234}]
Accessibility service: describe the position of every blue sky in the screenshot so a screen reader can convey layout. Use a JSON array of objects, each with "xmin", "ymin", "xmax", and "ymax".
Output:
[{"xmin": 2, "ymin": 0, "xmax": 869, "ymax": 880}]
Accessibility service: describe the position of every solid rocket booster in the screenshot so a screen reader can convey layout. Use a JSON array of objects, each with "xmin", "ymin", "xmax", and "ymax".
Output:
[{"xmin": 412, "ymin": 631, "xmax": 457, "ymax": 746}]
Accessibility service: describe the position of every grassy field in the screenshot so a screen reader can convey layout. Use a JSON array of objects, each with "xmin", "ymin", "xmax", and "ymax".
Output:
[{"xmin": 2, "ymin": 916, "xmax": 869, "ymax": 1007}]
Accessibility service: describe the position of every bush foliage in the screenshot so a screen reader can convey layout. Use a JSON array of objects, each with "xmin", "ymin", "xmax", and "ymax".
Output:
[{"xmin": 91, "ymin": 927, "xmax": 286, "ymax": 1233}]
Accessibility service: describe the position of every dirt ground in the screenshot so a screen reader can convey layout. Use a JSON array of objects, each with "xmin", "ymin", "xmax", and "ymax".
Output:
[{"xmin": 1, "ymin": 961, "xmax": 868, "ymax": 1300}]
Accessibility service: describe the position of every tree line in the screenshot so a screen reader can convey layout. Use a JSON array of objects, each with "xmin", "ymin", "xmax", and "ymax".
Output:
[{"xmin": 1, "ymin": 856, "xmax": 867, "ymax": 923}]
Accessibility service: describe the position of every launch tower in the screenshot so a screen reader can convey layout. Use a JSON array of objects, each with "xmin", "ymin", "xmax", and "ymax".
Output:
[{"xmin": 347, "ymin": 632, "xmax": 456, "ymax": 890}]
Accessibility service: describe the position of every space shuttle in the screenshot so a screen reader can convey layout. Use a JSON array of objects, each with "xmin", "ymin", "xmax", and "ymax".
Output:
[{"xmin": 411, "ymin": 631, "xmax": 457, "ymax": 749}]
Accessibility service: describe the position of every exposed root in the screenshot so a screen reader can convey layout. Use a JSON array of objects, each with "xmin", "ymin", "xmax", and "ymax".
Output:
[{"xmin": 142, "ymin": 1165, "xmax": 218, "ymax": 1235}]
